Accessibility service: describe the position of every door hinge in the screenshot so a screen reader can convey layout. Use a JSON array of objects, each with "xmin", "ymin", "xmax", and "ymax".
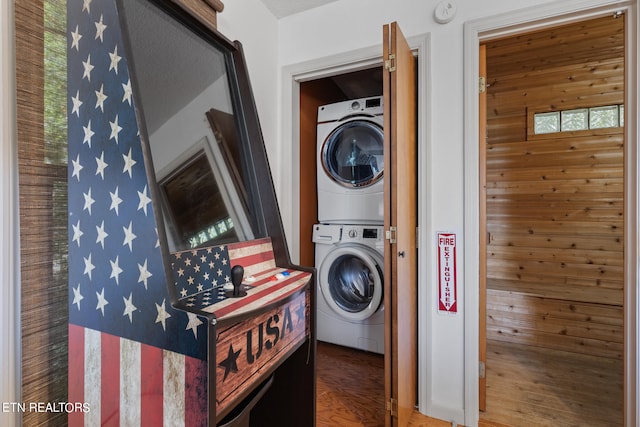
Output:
[
  {"xmin": 479, "ymin": 361, "xmax": 486, "ymax": 379},
  {"xmin": 386, "ymin": 398, "xmax": 398, "ymax": 417},
  {"xmin": 385, "ymin": 54, "xmax": 396, "ymax": 72},
  {"xmin": 385, "ymin": 226, "xmax": 397, "ymax": 244},
  {"xmin": 479, "ymin": 76, "xmax": 486, "ymax": 93}
]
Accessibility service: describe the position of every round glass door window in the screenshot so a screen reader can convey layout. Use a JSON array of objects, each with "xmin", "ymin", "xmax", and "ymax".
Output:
[
  {"xmin": 327, "ymin": 253, "xmax": 382, "ymax": 315},
  {"xmin": 321, "ymin": 120, "xmax": 384, "ymax": 188}
]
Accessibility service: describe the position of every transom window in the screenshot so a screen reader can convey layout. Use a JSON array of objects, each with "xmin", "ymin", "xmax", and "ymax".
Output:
[{"xmin": 533, "ymin": 104, "xmax": 624, "ymax": 134}]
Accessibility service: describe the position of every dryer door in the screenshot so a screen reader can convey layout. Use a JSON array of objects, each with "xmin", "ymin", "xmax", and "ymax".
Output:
[
  {"xmin": 321, "ymin": 120, "xmax": 384, "ymax": 188},
  {"xmin": 319, "ymin": 245, "xmax": 383, "ymax": 321}
]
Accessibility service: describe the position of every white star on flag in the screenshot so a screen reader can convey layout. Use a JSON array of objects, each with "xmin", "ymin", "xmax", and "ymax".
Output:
[
  {"xmin": 72, "ymin": 284, "xmax": 84, "ymax": 310},
  {"xmin": 96, "ymin": 288, "xmax": 109, "ymax": 316},
  {"xmin": 122, "ymin": 148, "xmax": 136, "ymax": 178},
  {"xmin": 109, "ymin": 187, "xmax": 123, "ymax": 215},
  {"xmin": 109, "ymin": 45, "xmax": 122, "ymax": 74},
  {"xmin": 137, "ymin": 185, "xmax": 152, "ymax": 216},
  {"xmin": 123, "ymin": 292, "xmax": 137, "ymax": 323},
  {"xmin": 109, "ymin": 114, "xmax": 122, "ymax": 143},
  {"xmin": 72, "ymin": 220, "xmax": 83, "ymax": 247},
  {"xmin": 122, "ymin": 221, "xmax": 136, "ymax": 252},
  {"xmin": 83, "ymin": 253, "xmax": 95, "ymax": 280},
  {"xmin": 71, "ymin": 25, "xmax": 82, "ymax": 51},
  {"xmin": 83, "ymin": 120, "xmax": 95, "ymax": 147},
  {"xmin": 72, "ymin": 154, "xmax": 83, "ymax": 181},
  {"xmin": 122, "ymin": 79, "xmax": 132, "ymax": 105},
  {"xmin": 82, "ymin": 0, "xmax": 92, "ymax": 14},
  {"xmin": 83, "ymin": 188, "xmax": 95, "ymax": 214},
  {"xmin": 137, "ymin": 259, "xmax": 153, "ymax": 289},
  {"xmin": 95, "ymin": 152, "xmax": 108, "ymax": 179},
  {"xmin": 82, "ymin": 54, "xmax": 94, "ymax": 81},
  {"xmin": 155, "ymin": 299, "xmax": 171, "ymax": 331},
  {"xmin": 71, "ymin": 89, "xmax": 83, "ymax": 116},
  {"xmin": 95, "ymin": 14, "xmax": 107, "ymax": 42},
  {"xmin": 186, "ymin": 312, "xmax": 203, "ymax": 338},
  {"xmin": 110, "ymin": 256, "xmax": 123, "ymax": 285},
  {"xmin": 95, "ymin": 83, "xmax": 108, "ymax": 112},
  {"xmin": 96, "ymin": 220, "xmax": 108, "ymax": 249}
]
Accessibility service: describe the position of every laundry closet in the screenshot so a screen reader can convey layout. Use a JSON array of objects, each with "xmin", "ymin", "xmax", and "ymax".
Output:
[
  {"xmin": 298, "ymin": 67, "xmax": 384, "ymax": 268},
  {"xmin": 296, "ymin": 67, "xmax": 386, "ymax": 354}
]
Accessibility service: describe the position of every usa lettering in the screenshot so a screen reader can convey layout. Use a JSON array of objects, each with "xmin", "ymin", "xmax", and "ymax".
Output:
[{"xmin": 246, "ymin": 305, "xmax": 295, "ymax": 364}]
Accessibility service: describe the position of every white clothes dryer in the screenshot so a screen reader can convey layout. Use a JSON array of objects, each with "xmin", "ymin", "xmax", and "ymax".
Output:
[
  {"xmin": 312, "ymin": 223, "xmax": 385, "ymax": 354},
  {"xmin": 317, "ymin": 96, "xmax": 384, "ymax": 224}
]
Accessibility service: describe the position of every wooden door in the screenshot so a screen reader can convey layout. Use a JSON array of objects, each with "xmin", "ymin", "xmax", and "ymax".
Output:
[
  {"xmin": 383, "ymin": 21, "xmax": 417, "ymax": 427},
  {"xmin": 478, "ymin": 43, "xmax": 487, "ymax": 412}
]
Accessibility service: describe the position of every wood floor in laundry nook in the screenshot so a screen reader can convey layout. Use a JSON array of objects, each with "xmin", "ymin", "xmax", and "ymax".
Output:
[
  {"xmin": 316, "ymin": 341, "xmax": 385, "ymax": 426},
  {"xmin": 316, "ymin": 341, "xmax": 449, "ymax": 427}
]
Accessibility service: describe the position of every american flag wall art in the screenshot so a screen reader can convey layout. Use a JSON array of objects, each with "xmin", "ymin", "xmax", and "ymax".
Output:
[{"xmin": 67, "ymin": 0, "xmax": 209, "ymax": 424}]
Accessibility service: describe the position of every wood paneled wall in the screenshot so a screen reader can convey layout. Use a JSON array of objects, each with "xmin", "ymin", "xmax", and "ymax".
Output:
[
  {"xmin": 298, "ymin": 79, "xmax": 346, "ymax": 267},
  {"xmin": 485, "ymin": 15, "xmax": 624, "ymax": 359}
]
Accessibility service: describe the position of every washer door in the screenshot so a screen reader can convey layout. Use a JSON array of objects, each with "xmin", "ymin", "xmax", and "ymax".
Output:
[
  {"xmin": 319, "ymin": 245, "xmax": 383, "ymax": 321},
  {"xmin": 321, "ymin": 120, "xmax": 384, "ymax": 188}
]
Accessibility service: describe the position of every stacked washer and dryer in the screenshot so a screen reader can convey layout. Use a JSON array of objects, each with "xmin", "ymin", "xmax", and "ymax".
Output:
[{"xmin": 312, "ymin": 96, "xmax": 385, "ymax": 354}]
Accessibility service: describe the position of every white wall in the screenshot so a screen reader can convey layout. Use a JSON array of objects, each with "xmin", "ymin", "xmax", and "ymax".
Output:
[
  {"xmin": 215, "ymin": 0, "xmax": 280, "ymax": 189},
  {"xmin": 270, "ymin": 0, "xmax": 639, "ymax": 425}
]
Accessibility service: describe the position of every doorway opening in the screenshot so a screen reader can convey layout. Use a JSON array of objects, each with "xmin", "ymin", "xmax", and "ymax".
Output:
[
  {"xmin": 292, "ymin": 39, "xmax": 422, "ymax": 424},
  {"xmin": 479, "ymin": 13, "xmax": 625, "ymax": 427}
]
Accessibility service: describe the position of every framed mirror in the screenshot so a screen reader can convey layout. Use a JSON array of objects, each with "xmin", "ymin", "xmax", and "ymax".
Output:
[
  {"xmin": 118, "ymin": 0, "xmax": 258, "ymax": 250},
  {"xmin": 117, "ymin": 0, "xmax": 283, "ymax": 245},
  {"xmin": 117, "ymin": 0, "xmax": 293, "ymax": 297}
]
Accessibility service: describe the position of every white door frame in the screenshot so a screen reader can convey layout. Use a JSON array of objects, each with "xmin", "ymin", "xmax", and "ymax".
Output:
[
  {"xmin": 280, "ymin": 34, "xmax": 430, "ymax": 266},
  {"xmin": 280, "ymin": 32, "xmax": 431, "ymax": 411},
  {"xmin": 463, "ymin": 1, "xmax": 639, "ymax": 426}
]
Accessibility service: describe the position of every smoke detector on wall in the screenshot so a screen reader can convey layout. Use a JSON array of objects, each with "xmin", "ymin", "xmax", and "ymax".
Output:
[{"xmin": 434, "ymin": 0, "xmax": 457, "ymax": 24}]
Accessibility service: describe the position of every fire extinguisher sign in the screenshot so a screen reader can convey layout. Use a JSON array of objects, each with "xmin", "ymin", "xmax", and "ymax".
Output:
[{"xmin": 437, "ymin": 232, "xmax": 457, "ymax": 314}]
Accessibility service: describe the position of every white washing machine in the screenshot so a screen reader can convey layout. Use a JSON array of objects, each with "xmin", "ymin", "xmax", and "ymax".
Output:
[
  {"xmin": 312, "ymin": 223, "xmax": 385, "ymax": 354},
  {"xmin": 317, "ymin": 96, "xmax": 384, "ymax": 224}
]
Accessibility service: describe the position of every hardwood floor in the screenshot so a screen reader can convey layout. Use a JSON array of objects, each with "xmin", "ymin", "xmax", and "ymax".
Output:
[
  {"xmin": 480, "ymin": 340, "xmax": 623, "ymax": 427},
  {"xmin": 316, "ymin": 342, "xmax": 386, "ymax": 426},
  {"xmin": 316, "ymin": 340, "xmax": 623, "ymax": 427},
  {"xmin": 316, "ymin": 342, "xmax": 450, "ymax": 427}
]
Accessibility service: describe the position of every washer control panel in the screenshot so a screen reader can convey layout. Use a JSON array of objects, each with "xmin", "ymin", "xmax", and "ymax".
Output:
[{"xmin": 342, "ymin": 226, "xmax": 383, "ymax": 243}]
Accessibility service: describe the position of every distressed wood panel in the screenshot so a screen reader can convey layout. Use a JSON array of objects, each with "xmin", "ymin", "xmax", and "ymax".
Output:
[
  {"xmin": 486, "ymin": 15, "xmax": 625, "ymax": 145},
  {"xmin": 487, "ymin": 204, "xmax": 623, "ymax": 222},
  {"xmin": 487, "ymin": 164, "xmax": 623, "ymax": 181},
  {"xmin": 215, "ymin": 291, "xmax": 309, "ymax": 420},
  {"xmin": 488, "ymin": 232, "xmax": 621, "ymax": 253},
  {"xmin": 485, "ymin": 16, "xmax": 624, "ymax": 70},
  {"xmin": 487, "ymin": 289, "xmax": 623, "ymax": 359},
  {"xmin": 485, "ymin": 15, "xmax": 624, "ymax": 358},
  {"xmin": 487, "ymin": 246, "xmax": 623, "ymax": 267}
]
